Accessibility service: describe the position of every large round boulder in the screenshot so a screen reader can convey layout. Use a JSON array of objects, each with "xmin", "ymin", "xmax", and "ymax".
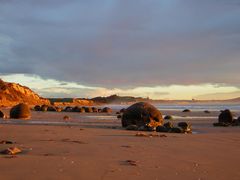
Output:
[
  {"xmin": 10, "ymin": 103, "xmax": 31, "ymax": 119},
  {"xmin": 218, "ymin": 109, "xmax": 233, "ymax": 124},
  {"xmin": 121, "ymin": 102, "xmax": 163, "ymax": 128}
]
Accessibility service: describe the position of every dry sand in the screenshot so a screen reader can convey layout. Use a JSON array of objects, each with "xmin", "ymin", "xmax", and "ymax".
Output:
[{"xmin": 0, "ymin": 109, "xmax": 240, "ymax": 180}]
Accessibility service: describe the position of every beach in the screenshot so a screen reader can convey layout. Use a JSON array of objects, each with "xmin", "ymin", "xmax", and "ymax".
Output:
[{"xmin": 0, "ymin": 108, "xmax": 240, "ymax": 180}]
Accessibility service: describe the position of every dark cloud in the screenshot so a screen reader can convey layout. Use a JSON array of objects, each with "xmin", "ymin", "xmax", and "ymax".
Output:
[{"xmin": 0, "ymin": 0, "xmax": 240, "ymax": 88}]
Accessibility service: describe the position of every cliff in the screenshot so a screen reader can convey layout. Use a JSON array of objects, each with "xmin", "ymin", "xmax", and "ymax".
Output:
[{"xmin": 0, "ymin": 79, "xmax": 50, "ymax": 107}]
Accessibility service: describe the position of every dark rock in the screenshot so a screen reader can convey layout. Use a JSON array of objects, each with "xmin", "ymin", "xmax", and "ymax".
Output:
[
  {"xmin": 231, "ymin": 119, "xmax": 240, "ymax": 126},
  {"xmin": 213, "ymin": 122, "xmax": 230, "ymax": 127},
  {"xmin": 117, "ymin": 115, "xmax": 122, "ymax": 119},
  {"xmin": 126, "ymin": 125, "xmax": 138, "ymax": 131},
  {"xmin": 164, "ymin": 115, "xmax": 173, "ymax": 120},
  {"xmin": 34, "ymin": 105, "xmax": 41, "ymax": 111},
  {"xmin": 10, "ymin": 103, "xmax": 31, "ymax": 119},
  {"xmin": 178, "ymin": 122, "xmax": 192, "ymax": 133},
  {"xmin": 121, "ymin": 102, "xmax": 163, "ymax": 128},
  {"xmin": 64, "ymin": 106, "xmax": 73, "ymax": 112},
  {"xmin": 156, "ymin": 126, "xmax": 169, "ymax": 132},
  {"xmin": 116, "ymin": 112, "xmax": 120, "ymax": 114},
  {"xmin": 164, "ymin": 122, "xmax": 174, "ymax": 129},
  {"xmin": 102, "ymin": 107, "xmax": 112, "ymax": 113},
  {"xmin": 41, "ymin": 105, "xmax": 48, "ymax": 112},
  {"xmin": 218, "ymin": 109, "xmax": 233, "ymax": 124},
  {"xmin": 47, "ymin": 106, "xmax": 57, "ymax": 112},
  {"xmin": 0, "ymin": 110, "xmax": 5, "ymax": 118},
  {"xmin": 170, "ymin": 127, "xmax": 183, "ymax": 133},
  {"xmin": 72, "ymin": 106, "xmax": 81, "ymax": 112},
  {"xmin": 84, "ymin": 107, "xmax": 93, "ymax": 113},
  {"xmin": 182, "ymin": 109, "xmax": 191, "ymax": 112},
  {"xmin": 138, "ymin": 125, "xmax": 155, "ymax": 131},
  {"xmin": 98, "ymin": 108, "xmax": 102, "ymax": 113},
  {"xmin": 92, "ymin": 107, "xmax": 98, "ymax": 113},
  {"xmin": 204, "ymin": 110, "xmax": 210, "ymax": 113}
]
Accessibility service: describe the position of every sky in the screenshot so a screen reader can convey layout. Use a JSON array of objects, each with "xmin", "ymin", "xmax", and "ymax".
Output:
[{"xmin": 0, "ymin": 0, "xmax": 240, "ymax": 100}]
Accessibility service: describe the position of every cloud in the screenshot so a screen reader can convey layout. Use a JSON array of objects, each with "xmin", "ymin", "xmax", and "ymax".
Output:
[
  {"xmin": 195, "ymin": 91, "xmax": 240, "ymax": 100},
  {"xmin": 0, "ymin": 1, "xmax": 240, "ymax": 88},
  {"xmin": 1, "ymin": 74, "xmax": 239, "ymax": 100}
]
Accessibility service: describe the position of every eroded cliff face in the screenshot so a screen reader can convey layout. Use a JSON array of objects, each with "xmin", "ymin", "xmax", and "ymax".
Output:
[{"xmin": 0, "ymin": 79, "xmax": 50, "ymax": 107}]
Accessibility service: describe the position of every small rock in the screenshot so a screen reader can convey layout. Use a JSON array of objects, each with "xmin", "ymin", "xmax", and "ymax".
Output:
[
  {"xmin": 182, "ymin": 109, "xmax": 191, "ymax": 113},
  {"xmin": 169, "ymin": 127, "xmax": 183, "ymax": 133},
  {"xmin": 63, "ymin": 116, "xmax": 70, "ymax": 120},
  {"xmin": 0, "ymin": 147, "xmax": 22, "ymax": 155},
  {"xmin": 125, "ymin": 160, "xmax": 137, "ymax": 166},
  {"xmin": 0, "ymin": 140, "xmax": 14, "ymax": 144},
  {"xmin": 178, "ymin": 122, "xmax": 192, "ymax": 133},
  {"xmin": 164, "ymin": 115, "xmax": 173, "ymax": 120},
  {"xmin": 102, "ymin": 107, "xmax": 112, "ymax": 113}
]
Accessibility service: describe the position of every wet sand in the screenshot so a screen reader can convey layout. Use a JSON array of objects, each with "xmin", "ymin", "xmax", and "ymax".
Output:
[{"xmin": 0, "ymin": 109, "xmax": 240, "ymax": 180}]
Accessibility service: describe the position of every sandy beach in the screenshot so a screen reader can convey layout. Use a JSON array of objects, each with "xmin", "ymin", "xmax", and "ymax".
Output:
[{"xmin": 0, "ymin": 108, "xmax": 240, "ymax": 180}]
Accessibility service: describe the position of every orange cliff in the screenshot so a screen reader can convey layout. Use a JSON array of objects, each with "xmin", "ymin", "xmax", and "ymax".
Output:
[{"xmin": 0, "ymin": 79, "xmax": 50, "ymax": 107}]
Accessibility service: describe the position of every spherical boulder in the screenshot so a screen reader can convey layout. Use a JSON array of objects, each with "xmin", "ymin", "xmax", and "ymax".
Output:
[
  {"xmin": 182, "ymin": 109, "xmax": 191, "ymax": 113},
  {"xmin": 10, "ymin": 103, "xmax": 31, "ymax": 119},
  {"xmin": 47, "ymin": 106, "xmax": 57, "ymax": 112},
  {"xmin": 34, "ymin": 105, "xmax": 41, "ymax": 111},
  {"xmin": 164, "ymin": 115, "xmax": 173, "ymax": 120},
  {"xmin": 41, "ymin": 105, "xmax": 48, "ymax": 112},
  {"xmin": 64, "ymin": 106, "xmax": 73, "ymax": 112},
  {"xmin": 102, "ymin": 107, "xmax": 112, "ymax": 113},
  {"xmin": 72, "ymin": 106, "xmax": 81, "ymax": 112},
  {"xmin": 218, "ymin": 109, "xmax": 233, "ymax": 124},
  {"xmin": 92, "ymin": 107, "xmax": 98, "ymax": 113},
  {"xmin": 121, "ymin": 102, "xmax": 163, "ymax": 128},
  {"xmin": 84, "ymin": 107, "xmax": 93, "ymax": 113}
]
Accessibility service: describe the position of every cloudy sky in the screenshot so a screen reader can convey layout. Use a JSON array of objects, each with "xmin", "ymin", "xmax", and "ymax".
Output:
[{"xmin": 0, "ymin": 0, "xmax": 240, "ymax": 100}]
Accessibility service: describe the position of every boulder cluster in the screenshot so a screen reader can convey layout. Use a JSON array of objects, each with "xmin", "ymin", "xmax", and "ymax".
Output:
[
  {"xmin": 213, "ymin": 109, "xmax": 240, "ymax": 127},
  {"xmin": 121, "ymin": 102, "xmax": 192, "ymax": 133},
  {"xmin": 34, "ymin": 105, "xmax": 112, "ymax": 114}
]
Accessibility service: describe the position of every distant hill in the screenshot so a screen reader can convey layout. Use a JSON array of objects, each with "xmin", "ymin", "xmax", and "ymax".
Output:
[
  {"xmin": 91, "ymin": 94, "xmax": 150, "ymax": 104},
  {"xmin": 0, "ymin": 79, "xmax": 50, "ymax": 107},
  {"xmin": 223, "ymin": 97, "xmax": 240, "ymax": 102}
]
